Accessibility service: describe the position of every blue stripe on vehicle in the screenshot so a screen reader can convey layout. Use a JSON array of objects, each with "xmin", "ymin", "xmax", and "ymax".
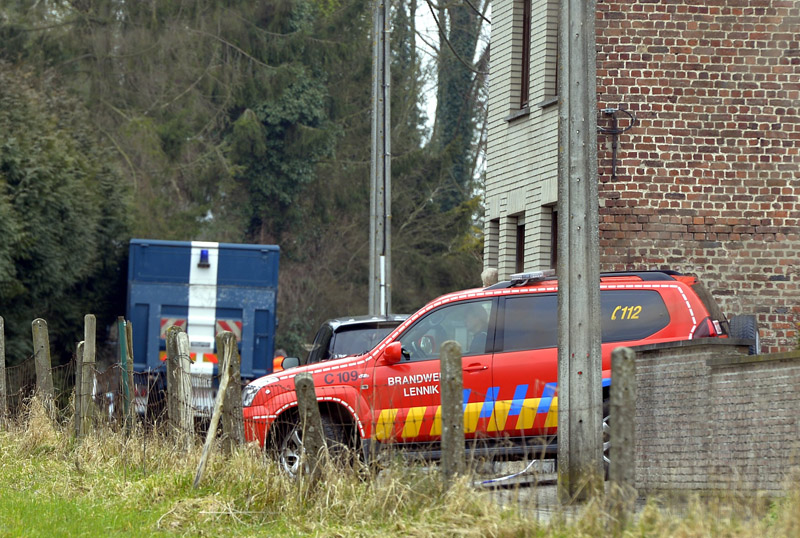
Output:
[
  {"xmin": 462, "ymin": 388, "xmax": 471, "ymax": 411},
  {"xmin": 537, "ymin": 383, "xmax": 557, "ymax": 414},
  {"xmin": 602, "ymin": 377, "xmax": 611, "ymax": 387},
  {"xmin": 507, "ymin": 384, "xmax": 529, "ymax": 417},
  {"xmin": 480, "ymin": 387, "xmax": 500, "ymax": 418}
]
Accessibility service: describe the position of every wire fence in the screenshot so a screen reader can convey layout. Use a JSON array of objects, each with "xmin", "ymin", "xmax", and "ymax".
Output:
[
  {"xmin": 0, "ymin": 353, "xmax": 248, "ymax": 435},
  {"xmin": 0, "ymin": 315, "xmax": 587, "ymax": 513}
]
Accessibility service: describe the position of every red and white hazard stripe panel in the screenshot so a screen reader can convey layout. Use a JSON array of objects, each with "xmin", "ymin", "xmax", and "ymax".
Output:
[
  {"xmin": 159, "ymin": 350, "xmax": 219, "ymax": 363},
  {"xmin": 215, "ymin": 320, "xmax": 243, "ymax": 342},
  {"xmin": 159, "ymin": 318, "xmax": 187, "ymax": 339}
]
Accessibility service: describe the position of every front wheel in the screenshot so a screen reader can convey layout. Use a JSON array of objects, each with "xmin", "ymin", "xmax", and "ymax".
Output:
[
  {"xmin": 277, "ymin": 421, "xmax": 305, "ymax": 477},
  {"xmin": 273, "ymin": 415, "xmax": 352, "ymax": 478}
]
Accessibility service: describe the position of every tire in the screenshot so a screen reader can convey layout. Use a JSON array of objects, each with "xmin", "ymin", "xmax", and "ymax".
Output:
[
  {"xmin": 274, "ymin": 414, "xmax": 352, "ymax": 478},
  {"xmin": 729, "ymin": 314, "xmax": 760, "ymax": 355}
]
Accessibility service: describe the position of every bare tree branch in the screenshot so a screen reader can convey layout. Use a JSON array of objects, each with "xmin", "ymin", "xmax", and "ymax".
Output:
[
  {"xmin": 187, "ymin": 28, "xmax": 275, "ymax": 70},
  {"xmin": 425, "ymin": 0, "xmax": 488, "ymax": 76}
]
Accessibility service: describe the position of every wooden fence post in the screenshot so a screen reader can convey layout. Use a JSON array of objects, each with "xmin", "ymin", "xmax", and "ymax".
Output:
[
  {"xmin": 295, "ymin": 372, "xmax": 326, "ymax": 481},
  {"xmin": 31, "ymin": 319, "xmax": 55, "ymax": 404},
  {"xmin": 0, "ymin": 316, "xmax": 7, "ymax": 428},
  {"xmin": 439, "ymin": 340, "xmax": 465, "ymax": 483},
  {"xmin": 125, "ymin": 321, "xmax": 135, "ymax": 431},
  {"xmin": 219, "ymin": 332, "xmax": 245, "ymax": 452},
  {"xmin": 166, "ymin": 326, "xmax": 193, "ymax": 441},
  {"xmin": 118, "ymin": 317, "xmax": 131, "ymax": 429},
  {"xmin": 80, "ymin": 315, "xmax": 97, "ymax": 436},
  {"xmin": 74, "ymin": 341, "xmax": 84, "ymax": 437},
  {"xmin": 608, "ymin": 346, "xmax": 637, "ymax": 526},
  {"xmin": 194, "ymin": 331, "xmax": 237, "ymax": 488}
]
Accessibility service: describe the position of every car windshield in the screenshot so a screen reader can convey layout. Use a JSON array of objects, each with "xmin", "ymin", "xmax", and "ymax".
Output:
[{"xmin": 329, "ymin": 324, "xmax": 398, "ymax": 359}]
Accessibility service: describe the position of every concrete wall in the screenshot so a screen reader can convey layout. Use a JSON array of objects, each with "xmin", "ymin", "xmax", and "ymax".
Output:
[{"xmin": 632, "ymin": 340, "xmax": 800, "ymax": 493}]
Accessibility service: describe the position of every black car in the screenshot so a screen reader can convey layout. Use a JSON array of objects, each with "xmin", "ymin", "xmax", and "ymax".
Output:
[{"xmin": 304, "ymin": 314, "xmax": 409, "ymax": 365}]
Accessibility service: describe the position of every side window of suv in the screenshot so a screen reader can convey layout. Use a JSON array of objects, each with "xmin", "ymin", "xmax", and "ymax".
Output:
[
  {"xmin": 601, "ymin": 289, "xmax": 669, "ymax": 342},
  {"xmin": 306, "ymin": 324, "xmax": 333, "ymax": 364},
  {"xmin": 499, "ymin": 289, "xmax": 671, "ymax": 353},
  {"xmin": 502, "ymin": 294, "xmax": 558, "ymax": 351},
  {"xmin": 398, "ymin": 300, "xmax": 493, "ymax": 360}
]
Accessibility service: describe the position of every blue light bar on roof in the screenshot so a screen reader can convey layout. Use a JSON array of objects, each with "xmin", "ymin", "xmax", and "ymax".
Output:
[{"xmin": 510, "ymin": 269, "xmax": 556, "ymax": 283}]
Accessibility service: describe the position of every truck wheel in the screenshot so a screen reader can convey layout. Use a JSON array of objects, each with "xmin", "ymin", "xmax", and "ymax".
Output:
[
  {"xmin": 729, "ymin": 314, "xmax": 760, "ymax": 355},
  {"xmin": 274, "ymin": 415, "xmax": 351, "ymax": 478}
]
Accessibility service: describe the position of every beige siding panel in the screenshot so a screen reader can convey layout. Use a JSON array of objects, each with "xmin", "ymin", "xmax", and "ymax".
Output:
[{"xmin": 487, "ymin": 0, "xmax": 561, "ymax": 272}]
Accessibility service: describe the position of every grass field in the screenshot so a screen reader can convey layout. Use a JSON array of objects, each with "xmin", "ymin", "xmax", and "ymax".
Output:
[{"xmin": 1, "ymin": 398, "xmax": 799, "ymax": 537}]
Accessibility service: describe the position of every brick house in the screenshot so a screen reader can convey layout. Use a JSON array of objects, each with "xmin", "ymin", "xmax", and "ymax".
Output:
[{"xmin": 484, "ymin": 0, "xmax": 800, "ymax": 352}]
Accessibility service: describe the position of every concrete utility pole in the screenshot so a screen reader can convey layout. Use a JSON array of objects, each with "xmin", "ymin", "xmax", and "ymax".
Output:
[
  {"xmin": 556, "ymin": 0, "xmax": 603, "ymax": 502},
  {"xmin": 368, "ymin": 0, "xmax": 392, "ymax": 316}
]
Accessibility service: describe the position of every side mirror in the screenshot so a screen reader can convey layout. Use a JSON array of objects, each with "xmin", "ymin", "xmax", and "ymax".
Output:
[
  {"xmin": 383, "ymin": 341, "xmax": 403, "ymax": 364},
  {"xmin": 281, "ymin": 356, "xmax": 300, "ymax": 370}
]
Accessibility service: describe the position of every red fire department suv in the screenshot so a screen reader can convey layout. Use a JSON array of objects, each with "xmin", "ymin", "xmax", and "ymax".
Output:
[{"xmin": 242, "ymin": 270, "xmax": 746, "ymax": 475}]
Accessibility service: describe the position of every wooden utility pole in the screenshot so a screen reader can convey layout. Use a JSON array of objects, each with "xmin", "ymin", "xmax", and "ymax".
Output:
[
  {"xmin": 556, "ymin": 0, "xmax": 603, "ymax": 502},
  {"xmin": 368, "ymin": 0, "xmax": 392, "ymax": 316}
]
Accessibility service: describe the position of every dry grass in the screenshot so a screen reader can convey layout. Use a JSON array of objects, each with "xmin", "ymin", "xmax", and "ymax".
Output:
[{"xmin": 1, "ymin": 397, "xmax": 799, "ymax": 536}]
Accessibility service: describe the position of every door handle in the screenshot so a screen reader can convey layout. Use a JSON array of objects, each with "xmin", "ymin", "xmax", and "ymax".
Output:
[{"xmin": 463, "ymin": 363, "xmax": 488, "ymax": 372}]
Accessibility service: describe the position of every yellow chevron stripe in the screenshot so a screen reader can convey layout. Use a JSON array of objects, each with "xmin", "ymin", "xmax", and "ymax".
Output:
[
  {"xmin": 375, "ymin": 397, "xmax": 559, "ymax": 440},
  {"xmin": 488, "ymin": 399, "xmax": 511, "ymax": 432},
  {"xmin": 402, "ymin": 406, "xmax": 426, "ymax": 438},
  {"xmin": 463, "ymin": 402, "xmax": 482, "ymax": 433},
  {"xmin": 513, "ymin": 397, "xmax": 541, "ymax": 430},
  {"xmin": 375, "ymin": 408, "xmax": 398, "ymax": 440},
  {"xmin": 544, "ymin": 397, "xmax": 559, "ymax": 428},
  {"xmin": 430, "ymin": 407, "xmax": 442, "ymax": 436}
]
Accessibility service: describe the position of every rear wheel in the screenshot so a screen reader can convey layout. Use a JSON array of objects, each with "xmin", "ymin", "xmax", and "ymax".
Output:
[{"xmin": 729, "ymin": 314, "xmax": 760, "ymax": 355}]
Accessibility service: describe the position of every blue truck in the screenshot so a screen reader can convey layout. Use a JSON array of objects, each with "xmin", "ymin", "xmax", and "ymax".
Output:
[{"xmin": 126, "ymin": 239, "xmax": 280, "ymax": 417}]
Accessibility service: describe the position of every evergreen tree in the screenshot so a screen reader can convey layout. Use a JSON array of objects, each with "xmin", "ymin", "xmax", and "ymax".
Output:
[
  {"xmin": 0, "ymin": 62, "xmax": 130, "ymax": 364},
  {"xmin": 0, "ymin": 0, "xmax": 487, "ymax": 356}
]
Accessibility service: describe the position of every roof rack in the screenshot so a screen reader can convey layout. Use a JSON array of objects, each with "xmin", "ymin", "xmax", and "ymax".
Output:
[
  {"xmin": 600, "ymin": 271, "xmax": 680, "ymax": 281},
  {"xmin": 485, "ymin": 270, "xmax": 683, "ymax": 290}
]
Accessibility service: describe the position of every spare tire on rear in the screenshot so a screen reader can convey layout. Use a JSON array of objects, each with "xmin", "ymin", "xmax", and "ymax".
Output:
[{"xmin": 729, "ymin": 314, "xmax": 760, "ymax": 355}]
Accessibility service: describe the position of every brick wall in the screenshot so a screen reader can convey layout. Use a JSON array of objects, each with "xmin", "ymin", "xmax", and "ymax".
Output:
[
  {"xmin": 632, "ymin": 341, "xmax": 800, "ymax": 493},
  {"xmin": 596, "ymin": 1, "xmax": 800, "ymax": 352}
]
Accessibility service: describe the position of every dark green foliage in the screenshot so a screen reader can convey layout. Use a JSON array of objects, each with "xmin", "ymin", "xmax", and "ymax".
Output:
[
  {"xmin": 230, "ymin": 69, "xmax": 339, "ymax": 243},
  {"xmin": 0, "ymin": 0, "xmax": 485, "ymax": 358},
  {"xmin": 433, "ymin": 1, "xmax": 486, "ymax": 212},
  {"xmin": 0, "ymin": 62, "xmax": 130, "ymax": 364}
]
